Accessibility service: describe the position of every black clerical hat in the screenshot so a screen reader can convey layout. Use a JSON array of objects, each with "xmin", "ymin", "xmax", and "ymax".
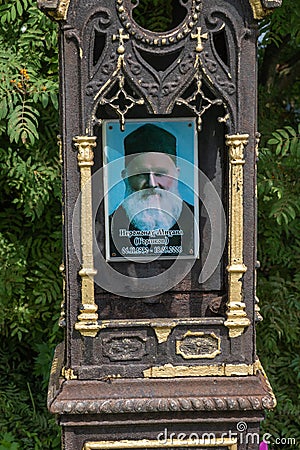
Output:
[{"xmin": 124, "ymin": 124, "xmax": 176, "ymax": 156}]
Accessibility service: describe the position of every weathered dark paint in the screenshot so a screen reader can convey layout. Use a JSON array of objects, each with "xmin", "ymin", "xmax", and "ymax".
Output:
[{"xmin": 38, "ymin": 0, "xmax": 281, "ymax": 448}]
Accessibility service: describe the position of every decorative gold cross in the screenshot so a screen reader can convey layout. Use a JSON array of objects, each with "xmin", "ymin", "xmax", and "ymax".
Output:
[
  {"xmin": 191, "ymin": 27, "xmax": 208, "ymax": 53},
  {"xmin": 112, "ymin": 28, "xmax": 130, "ymax": 55}
]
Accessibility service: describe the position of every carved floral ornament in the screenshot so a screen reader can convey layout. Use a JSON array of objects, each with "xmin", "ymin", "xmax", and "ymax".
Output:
[{"xmin": 38, "ymin": 0, "xmax": 282, "ymax": 22}]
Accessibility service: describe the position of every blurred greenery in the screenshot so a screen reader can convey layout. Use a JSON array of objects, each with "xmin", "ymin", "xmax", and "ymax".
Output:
[
  {"xmin": 0, "ymin": 0, "xmax": 62, "ymax": 447},
  {"xmin": 256, "ymin": 1, "xmax": 300, "ymax": 448},
  {"xmin": 0, "ymin": 0, "xmax": 299, "ymax": 449}
]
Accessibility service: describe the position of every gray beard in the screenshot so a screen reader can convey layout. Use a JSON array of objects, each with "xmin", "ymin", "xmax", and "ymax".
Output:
[{"xmin": 122, "ymin": 187, "xmax": 183, "ymax": 231}]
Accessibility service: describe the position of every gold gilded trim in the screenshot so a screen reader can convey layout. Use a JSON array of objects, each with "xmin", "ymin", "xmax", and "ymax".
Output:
[
  {"xmin": 225, "ymin": 134, "xmax": 250, "ymax": 338},
  {"xmin": 72, "ymin": 318, "xmax": 224, "ymax": 341},
  {"xmin": 191, "ymin": 27, "xmax": 208, "ymax": 53},
  {"xmin": 57, "ymin": 134, "xmax": 63, "ymax": 163},
  {"xmin": 248, "ymin": 0, "xmax": 281, "ymax": 20},
  {"xmin": 83, "ymin": 438, "xmax": 237, "ymax": 450},
  {"xmin": 61, "ymin": 367, "xmax": 77, "ymax": 380},
  {"xmin": 48, "ymin": 0, "xmax": 71, "ymax": 20},
  {"xmin": 97, "ymin": 317, "xmax": 224, "ymax": 330},
  {"xmin": 50, "ymin": 356, "xmax": 59, "ymax": 378},
  {"xmin": 248, "ymin": 0, "xmax": 269, "ymax": 19},
  {"xmin": 256, "ymin": 360, "xmax": 277, "ymax": 408},
  {"xmin": 112, "ymin": 28, "xmax": 130, "ymax": 55},
  {"xmin": 73, "ymin": 136, "xmax": 99, "ymax": 337},
  {"xmin": 59, "ymin": 263, "xmax": 66, "ymax": 327},
  {"xmin": 92, "ymin": 29, "xmax": 144, "ymax": 131},
  {"xmin": 153, "ymin": 324, "xmax": 175, "ymax": 343},
  {"xmin": 93, "ymin": 50, "xmax": 144, "ymax": 131},
  {"xmin": 143, "ymin": 361, "xmax": 260, "ymax": 378}
]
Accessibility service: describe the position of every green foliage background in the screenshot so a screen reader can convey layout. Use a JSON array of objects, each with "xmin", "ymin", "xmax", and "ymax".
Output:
[
  {"xmin": 0, "ymin": 0, "xmax": 299, "ymax": 449},
  {"xmin": 0, "ymin": 0, "xmax": 62, "ymax": 448}
]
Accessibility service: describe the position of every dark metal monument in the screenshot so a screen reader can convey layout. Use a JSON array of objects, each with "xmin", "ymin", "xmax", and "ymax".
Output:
[{"xmin": 38, "ymin": 0, "xmax": 282, "ymax": 449}]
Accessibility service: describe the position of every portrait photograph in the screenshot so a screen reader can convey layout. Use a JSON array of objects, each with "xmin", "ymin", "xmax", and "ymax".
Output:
[{"xmin": 102, "ymin": 118, "xmax": 199, "ymax": 261}]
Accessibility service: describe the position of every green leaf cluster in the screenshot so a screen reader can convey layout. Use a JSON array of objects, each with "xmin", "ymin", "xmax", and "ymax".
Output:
[
  {"xmin": 0, "ymin": 0, "xmax": 58, "ymax": 146},
  {"xmin": 0, "ymin": 0, "xmax": 62, "ymax": 448},
  {"xmin": 132, "ymin": 0, "xmax": 173, "ymax": 32},
  {"xmin": 257, "ymin": 1, "xmax": 300, "ymax": 445},
  {"xmin": 257, "ymin": 124, "xmax": 300, "ymax": 448}
]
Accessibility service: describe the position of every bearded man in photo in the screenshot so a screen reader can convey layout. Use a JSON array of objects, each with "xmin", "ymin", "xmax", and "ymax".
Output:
[{"xmin": 107, "ymin": 124, "xmax": 195, "ymax": 259}]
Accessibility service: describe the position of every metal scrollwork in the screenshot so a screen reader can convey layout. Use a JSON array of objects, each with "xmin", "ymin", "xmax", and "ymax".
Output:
[
  {"xmin": 90, "ymin": 27, "xmax": 145, "ymax": 130},
  {"xmin": 179, "ymin": 52, "xmax": 195, "ymax": 74},
  {"xmin": 94, "ymin": 69, "xmax": 144, "ymax": 131},
  {"xmin": 85, "ymin": 9, "xmax": 113, "ymax": 78},
  {"xmin": 126, "ymin": 53, "xmax": 142, "ymax": 75},
  {"xmin": 81, "ymin": 0, "xmax": 243, "ymax": 129},
  {"xmin": 202, "ymin": 51, "xmax": 217, "ymax": 72},
  {"xmin": 94, "ymin": 9, "xmax": 111, "ymax": 29},
  {"xmin": 215, "ymin": 76, "xmax": 236, "ymax": 95},
  {"xmin": 176, "ymin": 67, "xmax": 223, "ymax": 131}
]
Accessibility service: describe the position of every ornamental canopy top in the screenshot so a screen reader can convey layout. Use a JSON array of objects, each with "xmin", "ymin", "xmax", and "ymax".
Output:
[{"xmin": 38, "ymin": 0, "xmax": 282, "ymax": 21}]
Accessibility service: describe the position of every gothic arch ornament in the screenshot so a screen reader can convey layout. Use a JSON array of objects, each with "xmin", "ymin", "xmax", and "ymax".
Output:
[{"xmin": 81, "ymin": 0, "xmax": 247, "ymax": 133}]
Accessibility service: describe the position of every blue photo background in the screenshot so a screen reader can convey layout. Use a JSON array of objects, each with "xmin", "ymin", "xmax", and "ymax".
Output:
[{"xmin": 103, "ymin": 119, "xmax": 197, "ymax": 215}]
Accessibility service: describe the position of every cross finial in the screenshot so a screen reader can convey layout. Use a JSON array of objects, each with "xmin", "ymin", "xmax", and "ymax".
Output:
[
  {"xmin": 112, "ymin": 28, "xmax": 130, "ymax": 55},
  {"xmin": 191, "ymin": 27, "xmax": 208, "ymax": 53}
]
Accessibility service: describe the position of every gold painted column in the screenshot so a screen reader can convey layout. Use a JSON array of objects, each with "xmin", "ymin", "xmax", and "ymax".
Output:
[
  {"xmin": 73, "ymin": 136, "xmax": 99, "ymax": 337},
  {"xmin": 224, "ymin": 134, "xmax": 250, "ymax": 338}
]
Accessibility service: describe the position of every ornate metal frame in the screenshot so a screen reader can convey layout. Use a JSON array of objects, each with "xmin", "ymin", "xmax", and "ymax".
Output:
[
  {"xmin": 70, "ymin": 0, "xmax": 252, "ymax": 340},
  {"xmin": 73, "ymin": 133, "xmax": 251, "ymax": 339}
]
